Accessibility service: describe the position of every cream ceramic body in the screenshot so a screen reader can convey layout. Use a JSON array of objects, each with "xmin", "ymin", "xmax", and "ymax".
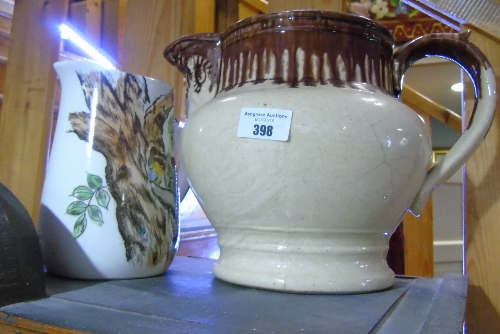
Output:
[
  {"xmin": 182, "ymin": 83, "xmax": 430, "ymax": 292},
  {"xmin": 39, "ymin": 61, "xmax": 179, "ymax": 279},
  {"xmin": 165, "ymin": 11, "xmax": 497, "ymax": 293}
]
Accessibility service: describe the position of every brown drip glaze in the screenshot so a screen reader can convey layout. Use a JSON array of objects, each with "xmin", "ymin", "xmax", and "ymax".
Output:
[
  {"xmin": 219, "ymin": 11, "xmax": 394, "ymax": 93},
  {"xmin": 164, "ymin": 10, "xmax": 493, "ymax": 120}
]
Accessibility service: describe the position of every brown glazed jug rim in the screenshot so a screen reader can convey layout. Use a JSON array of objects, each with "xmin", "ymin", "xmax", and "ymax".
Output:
[{"xmin": 222, "ymin": 10, "xmax": 394, "ymax": 46}]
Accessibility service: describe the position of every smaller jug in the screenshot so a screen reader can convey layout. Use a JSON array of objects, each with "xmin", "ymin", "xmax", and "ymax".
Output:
[
  {"xmin": 165, "ymin": 10, "xmax": 497, "ymax": 293},
  {"xmin": 39, "ymin": 60, "xmax": 179, "ymax": 279}
]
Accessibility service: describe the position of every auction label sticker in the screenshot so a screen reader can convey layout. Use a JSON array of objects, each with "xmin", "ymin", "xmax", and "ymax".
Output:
[{"xmin": 237, "ymin": 108, "xmax": 292, "ymax": 141}]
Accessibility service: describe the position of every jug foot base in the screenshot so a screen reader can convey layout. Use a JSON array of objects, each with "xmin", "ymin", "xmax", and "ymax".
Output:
[{"xmin": 212, "ymin": 248, "xmax": 395, "ymax": 294}]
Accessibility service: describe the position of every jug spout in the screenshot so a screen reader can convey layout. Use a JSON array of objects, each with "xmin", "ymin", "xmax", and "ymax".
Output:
[{"xmin": 164, "ymin": 34, "xmax": 221, "ymax": 117}]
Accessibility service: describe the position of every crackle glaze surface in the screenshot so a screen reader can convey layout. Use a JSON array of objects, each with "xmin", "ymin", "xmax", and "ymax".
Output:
[
  {"xmin": 182, "ymin": 83, "xmax": 430, "ymax": 292},
  {"xmin": 165, "ymin": 10, "xmax": 497, "ymax": 293}
]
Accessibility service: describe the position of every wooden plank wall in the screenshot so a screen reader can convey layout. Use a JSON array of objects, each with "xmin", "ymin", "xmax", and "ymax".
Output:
[
  {"xmin": 121, "ymin": 0, "xmax": 216, "ymax": 122},
  {"xmin": 464, "ymin": 26, "xmax": 500, "ymax": 333},
  {"xmin": 0, "ymin": 0, "xmax": 216, "ymax": 224},
  {"xmin": 120, "ymin": 0, "xmax": 184, "ymax": 91},
  {"xmin": 85, "ymin": 0, "xmax": 103, "ymax": 46},
  {"xmin": 0, "ymin": 0, "xmax": 67, "ymax": 224},
  {"xmin": 217, "ymin": 0, "xmax": 238, "ymax": 32},
  {"xmin": 268, "ymin": 0, "xmax": 347, "ymax": 12},
  {"xmin": 239, "ymin": 0, "xmax": 261, "ymax": 20}
]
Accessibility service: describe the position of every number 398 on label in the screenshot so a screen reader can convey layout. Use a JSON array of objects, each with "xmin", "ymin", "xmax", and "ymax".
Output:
[
  {"xmin": 253, "ymin": 124, "xmax": 273, "ymax": 137},
  {"xmin": 237, "ymin": 108, "xmax": 292, "ymax": 142}
]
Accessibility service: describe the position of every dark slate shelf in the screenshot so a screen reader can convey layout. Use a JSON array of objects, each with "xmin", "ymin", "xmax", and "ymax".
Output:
[{"xmin": 1, "ymin": 256, "xmax": 467, "ymax": 334}]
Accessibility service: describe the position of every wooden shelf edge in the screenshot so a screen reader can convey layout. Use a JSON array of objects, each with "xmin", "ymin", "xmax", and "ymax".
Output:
[{"xmin": 0, "ymin": 311, "xmax": 91, "ymax": 334}]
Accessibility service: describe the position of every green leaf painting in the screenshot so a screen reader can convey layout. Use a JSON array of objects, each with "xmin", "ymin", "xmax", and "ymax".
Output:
[
  {"xmin": 67, "ymin": 173, "xmax": 111, "ymax": 238},
  {"xmin": 73, "ymin": 214, "xmax": 87, "ymax": 238},
  {"xmin": 72, "ymin": 186, "xmax": 93, "ymax": 200},
  {"xmin": 96, "ymin": 188, "xmax": 110, "ymax": 209},
  {"xmin": 88, "ymin": 205, "xmax": 103, "ymax": 225},
  {"xmin": 66, "ymin": 201, "xmax": 87, "ymax": 215},
  {"xmin": 87, "ymin": 173, "xmax": 103, "ymax": 189}
]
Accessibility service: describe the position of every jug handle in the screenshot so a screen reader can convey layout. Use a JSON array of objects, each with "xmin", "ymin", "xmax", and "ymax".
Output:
[{"xmin": 393, "ymin": 31, "xmax": 497, "ymax": 216}]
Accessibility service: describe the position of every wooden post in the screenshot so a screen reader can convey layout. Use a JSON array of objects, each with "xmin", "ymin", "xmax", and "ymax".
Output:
[
  {"xmin": 116, "ymin": 0, "xmax": 128, "ymax": 65},
  {"xmin": 402, "ymin": 182, "xmax": 434, "ymax": 277},
  {"xmin": 402, "ymin": 83, "xmax": 461, "ymax": 133},
  {"xmin": 0, "ymin": 0, "xmax": 67, "ymax": 224},
  {"xmin": 464, "ymin": 26, "xmax": 500, "ymax": 333},
  {"xmin": 401, "ymin": 99, "xmax": 435, "ymax": 278}
]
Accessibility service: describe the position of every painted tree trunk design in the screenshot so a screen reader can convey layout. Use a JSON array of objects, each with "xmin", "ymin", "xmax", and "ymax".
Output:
[{"xmin": 67, "ymin": 70, "xmax": 177, "ymax": 266}]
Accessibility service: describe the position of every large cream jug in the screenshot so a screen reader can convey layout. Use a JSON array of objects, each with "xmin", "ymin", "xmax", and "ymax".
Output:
[{"xmin": 164, "ymin": 10, "xmax": 497, "ymax": 293}]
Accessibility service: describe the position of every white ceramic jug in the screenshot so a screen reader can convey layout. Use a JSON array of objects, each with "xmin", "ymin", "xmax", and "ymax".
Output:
[
  {"xmin": 39, "ymin": 60, "xmax": 179, "ymax": 279},
  {"xmin": 164, "ymin": 11, "xmax": 497, "ymax": 293}
]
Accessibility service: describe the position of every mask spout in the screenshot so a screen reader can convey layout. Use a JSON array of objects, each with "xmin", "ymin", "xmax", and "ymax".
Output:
[{"xmin": 164, "ymin": 34, "xmax": 221, "ymax": 117}]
